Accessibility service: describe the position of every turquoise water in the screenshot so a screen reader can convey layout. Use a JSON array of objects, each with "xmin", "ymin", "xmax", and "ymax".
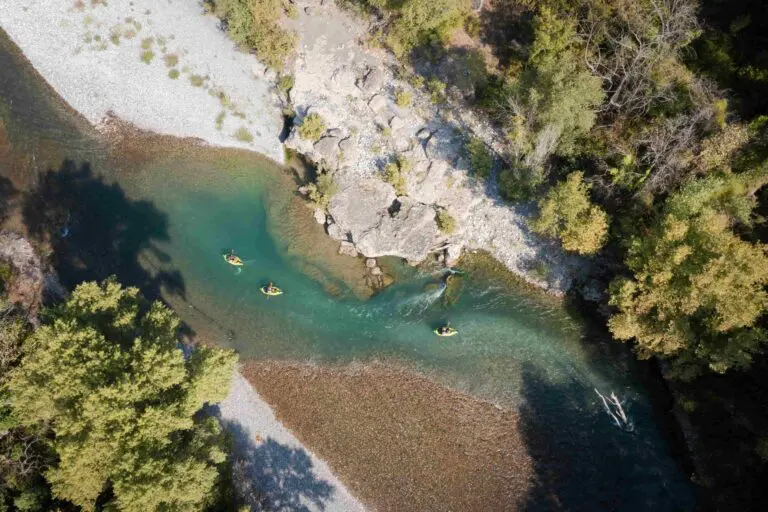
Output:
[{"xmin": 0, "ymin": 30, "xmax": 696, "ymax": 510}]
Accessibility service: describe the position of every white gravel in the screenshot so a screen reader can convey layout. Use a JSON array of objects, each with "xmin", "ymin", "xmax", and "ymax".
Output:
[
  {"xmin": 217, "ymin": 372, "xmax": 367, "ymax": 512},
  {"xmin": 0, "ymin": 0, "xmax": 284, "ymax": 162}
]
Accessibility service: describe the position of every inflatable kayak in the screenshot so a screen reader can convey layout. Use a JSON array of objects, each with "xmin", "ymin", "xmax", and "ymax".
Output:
[
  {"xmin": 223, "ymin": 254, "xmax": 243, "ymax": 266},
  {"xmin": 434, "ymin": 327, "xmax": 458, "ymax": 337},
  {"xmin": 260, "ymin": 286, "xmax": 283, "ymax": 296}
]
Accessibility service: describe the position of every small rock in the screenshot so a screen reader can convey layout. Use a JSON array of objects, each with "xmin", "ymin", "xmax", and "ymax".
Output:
[
  {"xmin": 298, "ymin": 185, "xmax": 311, "ymax": 196},
  {"xmin": 416, "ymin": 127, "xmax": 432, "ymax": 140},
  {"xmin": 326, "ymin": 222, "xmax": 346, "ymax": 241},
  {"xmin": 370, "ymin": 266, "xmax": 383, "ymax": 276},
  {"xmin": 338, "ymin": 137, "xmax": 355, "ymax": 153},
  {"xmin": 445, "ymin": 244, "xmax": 463, "ymax": 266},
  {"xmin": 338, "ymin": 241, "xmax": 358, "ymax": 258},
  {"xmin": 389, "ymin": 116, "xmax": 404, "ymax": 131},
  {"xmin": 313, "ymin": 208, "xmax": 326, "ymax": 225},
  {"xmin": 368, "ymin": 94, "xmax": 387, "ymax": 113},
  {"xmin": 382, "ymin": 274, "xmax": 395, "ymax": 287},
  {"xmin": 357, "ymin": 68, "xmax": 385, "ymax": 94},
  {"xmin": 304, "ymin": 6, "xmax": 314, "ymax": 14},
  {"xmin": 365, "ymin": 258, "xmax": 377, "ymax": 268},
  {"xmin": 327, "ymin": 128, "xmax": 343, "ymax": 137}
]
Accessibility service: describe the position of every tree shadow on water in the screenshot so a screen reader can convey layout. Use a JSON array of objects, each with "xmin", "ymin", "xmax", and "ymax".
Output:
[
  {"xmin": 517, "ymin": 363, "xmax": 695, "ymax": 512},
  {"xmin": 221, "ymin": 420, "xmax": 335, "ymax": 511},
  {"xmin": 21, "ymin": 159, "xmax": 185, "ymax": 301}
]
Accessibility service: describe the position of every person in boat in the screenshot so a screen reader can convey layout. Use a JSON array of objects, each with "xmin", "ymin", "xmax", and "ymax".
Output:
[
  {"xmin": 265, "ymin": 282, "xmax": 275, "ymax": 293},
  {"xmin": 437, "ymin": 323, "xmax": 452, "ymax": 335},
  {"xmin": 226, "ymin": 250, "xmax": 239, "ymax": 264}
]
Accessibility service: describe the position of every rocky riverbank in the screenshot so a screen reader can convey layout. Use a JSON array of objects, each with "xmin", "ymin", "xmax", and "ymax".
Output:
[{"xmin": 282, "ymin": 0, "xmax": 588, "ymax": 294}]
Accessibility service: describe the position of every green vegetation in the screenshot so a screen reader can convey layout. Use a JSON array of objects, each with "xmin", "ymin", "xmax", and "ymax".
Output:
[
  {"xmin": 140, "ymin": 37, "xmax": 154, "ymax": 50},
  {"xmin": 163, "ymin": 53, "xmax": 179, "ymax": 67},
  {"xmin": 530, "ymin": 172, "xmax": 609, "ymax": 255},
  {"xmin": 466, "ymin": 137, "xmax": 492, "ymax": 180},
  {"xmin": 1, "ymin": 278, "xmax": 236, "ymax": 510},
  {"xmin": 426, "ymin": 78, "xmax": 446, "ymax": 104},
  {"xmin": 207, "ymin": 0, "xmax": 297, "ymax": 70},
  {"xmin": 298, "ymin": 113, "xmax": 327, "ymax": 142},
  {"xmin": 139, "ymin": 49, "xmax": 155, "ymax": 64},
  {"xmin": 215, "ymin": 110, "xmax": 226, "ymax": 130},
  {"xmin": 306, "ymin": 169, "xmax": 338, "ymax": 210},
  {"xmin": 168, "ymin": 68, "xmax": 180, "ymax": 79},
  {"xmin": 277, "ymin": 74, "xmax": 295, "ymax": 94},
  {"xmin": 383, "ymin": 155, "xmax": 411, "ymax": 195},
  {"xmin": 608, "ymin": 172, "xmax": 768, "ymax": 378},
  {"xmin": 234, "ymin": 126, "xmax": 254, "ymax": 142},
  {"xmin": 435, "ymin": 208, "xmax": 456, "ymax": 234},
  {"xmin": 189, "ymin": 74, "xmax": 206, "ymax": 87},
  {"xmin": 394, "ymin": 87, "xmax": 413, "ymax": 107}
]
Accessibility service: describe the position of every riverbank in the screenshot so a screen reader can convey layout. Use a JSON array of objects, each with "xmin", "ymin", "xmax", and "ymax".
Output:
[{"xmin": 0, "ymin": 0, "xmax": 284, "ymax": 163}]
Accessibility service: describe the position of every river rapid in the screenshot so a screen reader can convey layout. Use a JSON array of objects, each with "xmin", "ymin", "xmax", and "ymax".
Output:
[{"xmin": 0, "ymin": 30, "xmax": 695, "ymax": 510}]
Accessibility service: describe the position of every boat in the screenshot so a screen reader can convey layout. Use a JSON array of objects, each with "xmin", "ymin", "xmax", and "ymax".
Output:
[
  {"xmin": 260, "ymin": 284, "xmax": 283, "ymax": 296},
  {"xmin": 434, "ymin": 326, "xmax": 458, "ymax": 337},
  {"xmin": 223, "ymin": 253, "xmax": 243, "ymax": 266}
]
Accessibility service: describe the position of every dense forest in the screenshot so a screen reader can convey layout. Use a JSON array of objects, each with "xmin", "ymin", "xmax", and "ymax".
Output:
[
  {"xmin": 210, "ymin": 0, "xmax": 768, "ymax": 509},
  {"xmin": 0, "ymin": 277, "xmax": 239, "ymax": 511}
]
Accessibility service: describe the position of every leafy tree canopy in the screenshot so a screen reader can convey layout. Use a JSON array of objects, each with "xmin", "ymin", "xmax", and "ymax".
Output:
[
  {"xmin": 608, "ymin": 170, "xmax": 768, "ymax": 378},
  {"xmin": 531, "ymin": 171, "xmax": 610, "ymax": 255},
  {"xmin": 7, "ymin": 279, "xmax": 237, "ymax": 511}
]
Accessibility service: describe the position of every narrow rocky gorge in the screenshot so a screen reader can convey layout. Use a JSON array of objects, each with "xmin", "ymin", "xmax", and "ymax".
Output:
[{"xmin": 283, "ymin": 0, "xmax": 587, "ymax": 293}]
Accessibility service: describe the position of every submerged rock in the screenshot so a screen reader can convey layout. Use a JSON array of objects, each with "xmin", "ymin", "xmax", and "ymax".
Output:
[
  {"xmin": 313, "ymin": 208, "xmax": 327, "ymax": 225},
  {"xmin": 338, "ymin": 241, "xmax": 358, "ymax": 258}
]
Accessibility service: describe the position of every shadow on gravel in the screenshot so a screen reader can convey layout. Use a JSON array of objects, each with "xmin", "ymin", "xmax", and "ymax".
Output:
[
  {"xmin": 222, "ymin": 420, "xmax": 335, "ymax": 512},
  {"xmin": 21, "ymin": 159, "xmax": 185, "ymax": 301}
]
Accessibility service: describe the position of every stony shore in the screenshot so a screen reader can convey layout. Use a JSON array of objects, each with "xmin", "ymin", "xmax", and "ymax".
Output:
[{"xmin": 282, "ymin": 0, "xmax": 588, "ymax": 294}]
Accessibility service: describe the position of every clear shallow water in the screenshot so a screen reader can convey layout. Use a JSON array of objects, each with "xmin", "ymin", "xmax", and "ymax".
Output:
[{"xmin": 0, "ymin": 30, "xmax": 695, "ymax": 510}]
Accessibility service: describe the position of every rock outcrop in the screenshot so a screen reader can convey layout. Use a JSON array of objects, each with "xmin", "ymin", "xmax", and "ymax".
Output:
[{"xmin": 283, "ymin": 0, "xmax": 588, "ymax": 294}]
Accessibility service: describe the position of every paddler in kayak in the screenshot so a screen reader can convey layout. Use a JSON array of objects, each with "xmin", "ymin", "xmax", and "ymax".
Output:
[
  {"xmin": 260, "ymin": 282, "xmax": 283, "ymax": 296},
  {"xmin": 223, "ymin": 250, "xmax": 244, "ymax": 266},
  {"xmin": 434, "ymin": 323, "xmax": 457, "ymax": 337}
]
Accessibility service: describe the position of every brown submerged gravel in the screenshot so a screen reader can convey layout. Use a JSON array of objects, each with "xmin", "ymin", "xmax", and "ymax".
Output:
[{"xmin": 243, "ymin": 361, "xmax": 535, "ymax": 512}]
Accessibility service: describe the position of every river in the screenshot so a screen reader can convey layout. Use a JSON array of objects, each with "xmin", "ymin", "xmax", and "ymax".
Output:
[{"xmin": 0, "ymin": 29, "xmax": 695, "ymax": 510}]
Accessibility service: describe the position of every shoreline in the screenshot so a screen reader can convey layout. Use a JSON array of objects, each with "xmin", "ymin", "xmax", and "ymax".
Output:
[{"xmin": 0, "ymin": 0, "xmax": 285, "ymax": 164}]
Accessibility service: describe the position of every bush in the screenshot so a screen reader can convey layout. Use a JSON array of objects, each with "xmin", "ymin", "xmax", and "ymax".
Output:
[
  {"xmin": 234, "ymin": 126, "xmax": 253, "ymax": 142},
  {"xmin": 277, "ymin": 74, "xmax": 295, "ymax": 93},
  {"xmin": 427, "ymin": 78, "xmax": 447, "ymax": 104},
  {"xmin": 498, "ymin": 167, "xmax": 543, "ymax": 202},
  {"xmin": 383, "ymin": 162, "xmax": 408, "ymax": 195},
  {"xmin": 436, "ymin": 209, "xmax": 456, "ymax": 233},
  {"xmin": 189, "ymin": 74, "xmax": 206, "ymax": 87},
  {"xmin": 306, "ymin": 171, "xmax": 338, "ymax": 209},
  {"xmin": 209, "ymin": 0, "xmax": 297, "ymax": 70},
  {"xmin": 466, "ymin": 137, "xmax": 492, "ymax": 179},
  {"xmin": 382, "ymin": 0, "xmax": 471, "ymax": 58},
  {"xmin": 298, "ymin": 113, "xmax": 327, "ymax": 141},
  {"xmin": 139, "ymin": 50, "xmax": 155, "ymax": 64},
  {"xmin": 394, "ymin": 88, "xmax": 413, "ymax": 107},
  {"xmin": 168, "ymin": 69, "xmax": 180, "ymax": 79},
  {"xmin": 163, "ymin": 54, "xmax": 179, "ymax": 67}
]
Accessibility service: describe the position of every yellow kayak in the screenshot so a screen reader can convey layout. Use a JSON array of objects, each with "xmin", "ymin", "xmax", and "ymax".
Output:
[
  {"xmin": 434, "ymin": 327, "xmax": 457, "ymax": 337},
  {"xmin": 260, "ymin": 286, "xmax": 283, "ymax": 296},
  {"xmin": 223, "ymin": 254, "xmax": 243, "ymax": 266}
]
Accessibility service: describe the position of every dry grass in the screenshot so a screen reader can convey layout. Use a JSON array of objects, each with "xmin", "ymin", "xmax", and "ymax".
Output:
[{"xmin": 243, "ymin": 361, "xmax": 534, "ymax": 512}]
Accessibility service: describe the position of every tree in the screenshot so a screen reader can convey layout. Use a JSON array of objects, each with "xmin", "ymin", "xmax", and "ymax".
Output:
[
  {"xmin": 7, "ymin": 279, "xmax": 237, "ymax": 511},
  {"xmin": 608, "ymin": 171, "xmax": 768, "ymax": 378},
  {"xmin": 530, "ymin": 171, "xmax": 610, "ymax": 255}
]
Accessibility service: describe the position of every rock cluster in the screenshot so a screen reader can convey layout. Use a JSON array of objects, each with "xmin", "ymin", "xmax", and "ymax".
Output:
[{"xmin": 283, "ymin": 0, "xmax": 588, "ymax": 293}]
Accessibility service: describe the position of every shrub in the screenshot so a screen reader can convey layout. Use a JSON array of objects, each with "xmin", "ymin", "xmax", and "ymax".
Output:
[
  {"xmin": 436, "ymin": 209, "xmax": 456, "ymax": 233},
  {"xmin": 277, "ymin": 74, "xmax": 295, "ymax": 93},
  {"xmin": 394, "ymin": 88, "xmax": 413, "ymax": 107},
  {"xmin": 209, "ymin": 0, "xmax": 297, "ymax": 70},
  {"xmin": 530, "ymin": 171, "xmax": 609, "ymax": 255},
  {"xmin": 298, "ymin": 113, "xmax": 326, "ymax": 141},
  {"xmin": 498, "ymin": 167, "xmax": 543, "ymax": 202},
  {"xmin": 139, "ymin": 50, "xmax": 155, "ymax": 64},
  {"xmin": 466, "ymin": 137, "xmax": 492, "ymax": 179},
  {"xmin": 140, "ymin": 37, "xmax": 153, "ymax": 49},
  {"xmin": 383, "ymin": 162, "xmax": 408, "ymax": 195},
  {"xmin": 189, "ymin": 74, "xmax": 205, "ymax": 87},
  {"xmin": 168, "ymin": 69, "xmax": 180, "ymax": 79},
  {"xmin": 234, "ymin": 126, "xmax": 254, "ymax": 142},
  {"xmin": 306, "ymin": 171, "xmax": 338, "ymax": 209},
  {"xmin": 427, "ymin": 78, "xmax": 447, "ymax": 104},
  {"xmin": 215, "ymin": 111, "xmax": 226, "ymax": 130},
  {"xmin": 382, "ymin": 0, "xmax": 471, "ymax": 58},
  {"xmin": 163, "ymin": 54, "xmax": 179, "ymax": 67}
]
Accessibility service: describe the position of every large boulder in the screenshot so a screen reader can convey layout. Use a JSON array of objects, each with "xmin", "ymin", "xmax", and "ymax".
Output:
[
  {"xmin": 328, "ymin": 179, "xmax": 397, "ymax": 244},
  {"xmin": 313, "ymin": 136, "xmax": 341, "ymax": 165},
  {"xmin": 357, "ymin": 67, "xmax": 385, "ymax": 95},
  {"xmin": 355, "ymin": 198, "xmax": 441, "ymax": 261}
]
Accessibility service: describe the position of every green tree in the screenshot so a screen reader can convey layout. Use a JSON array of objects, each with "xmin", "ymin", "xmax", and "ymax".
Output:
[
  {"xmin": 531, "ymin": 171, "xmax": 609, "ymax": 255},
  {"xmin": 608, "ymin": 171, "xmax": 768, "ymax": 378},
  {"xmin": 7, "ymin": 279, "xmax": 237, "ymax": 511}
]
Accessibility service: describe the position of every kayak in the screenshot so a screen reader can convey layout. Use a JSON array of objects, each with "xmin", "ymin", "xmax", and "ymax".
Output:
[
  {"xmin": 260, "ymin": 286, "xmax": 283, "ymax": 296},
  {"xmin": 223, "ymin": 254, "xmax": 243, "ymax": 266},
  {"xmin": 434, "ymin": 327, "xmax": 457, "ymax": 337}
]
